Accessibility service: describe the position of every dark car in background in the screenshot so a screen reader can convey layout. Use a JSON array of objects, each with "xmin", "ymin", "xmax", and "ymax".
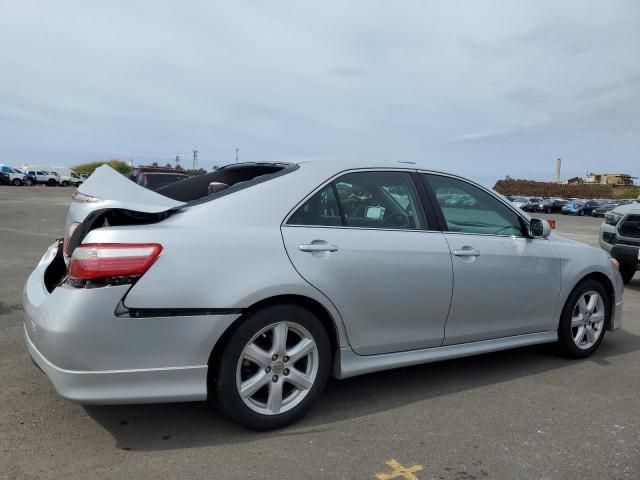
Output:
[
  {"xmin": 537, "ymin": 198, "xmax": 568, "ymax": 213},
  {"xmin": 592, "ymin": 203, "xmax": 621, "ymax": 217},
  {"xmin": 0, "ymin": 171, "xmax": 10, "ymax": 185},
  {"xmin": 581, "ymin": 200, "xmax": 602, "ymax": 216},
  {"xmin": 136, "ymin": 172, "xmax": 189, "ymax": 190},
  {"xmin": 561, "ymin": 200, "xmax": 601, "ymax": 216}
]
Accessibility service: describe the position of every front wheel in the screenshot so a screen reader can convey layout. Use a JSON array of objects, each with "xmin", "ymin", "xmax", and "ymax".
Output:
[
  {"xmin": 557, "ymin": 280, "xmax": 609, "ymax": 358},
  {"xmin": 214, "ymin": 304, "xmax": 331, "ymax": 430},
  {"xmin": 61, "ymin": 181, "xmax": 69, "ymax": 187},
  {"xmin": 12, "ymin": 178, "xmax": 22, "ymax": 186}
]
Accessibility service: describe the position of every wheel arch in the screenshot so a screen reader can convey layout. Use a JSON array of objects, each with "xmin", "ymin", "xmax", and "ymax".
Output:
[
  {"xmin": 206, "ymin": 294, "xmax": 341, "ymax": 397},
  {"xmin": 566, "ymin": 272, "xmax": 615, "ymax": 330}
]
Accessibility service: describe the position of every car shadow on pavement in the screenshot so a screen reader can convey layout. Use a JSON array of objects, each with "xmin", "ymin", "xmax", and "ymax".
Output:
[{"xmin": 85, "ymin": 328, "xmax": 640, "ymax": 452}]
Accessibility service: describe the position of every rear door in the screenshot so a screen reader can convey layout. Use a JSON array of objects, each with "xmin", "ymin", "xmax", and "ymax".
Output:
[
  {"xmin": 281, "ymin": 170, "xmax": 453, "ymax": 355},
  {"xmin": 422, "ymin": 173, "xmax": 561, "ymax": 345}
]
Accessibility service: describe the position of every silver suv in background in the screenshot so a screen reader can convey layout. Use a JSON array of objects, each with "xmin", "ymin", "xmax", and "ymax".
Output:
[
  {"xmin": 25, "ymin": 169, "xmax": 59, "ymax": 186},
  {"xmin": 600, "ymin": 201, "xmax": 640, "ymax": 283}
]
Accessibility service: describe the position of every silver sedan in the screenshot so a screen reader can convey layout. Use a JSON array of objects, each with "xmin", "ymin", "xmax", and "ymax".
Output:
[{"xmin": 23, "ymin": 161, "xmax": 624, "ymax": 430}]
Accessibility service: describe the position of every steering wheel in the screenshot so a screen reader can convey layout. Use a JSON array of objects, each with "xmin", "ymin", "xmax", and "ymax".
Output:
[{"xmin": 383, "ymin": 213, "xmax": 409, "ymax": 228}]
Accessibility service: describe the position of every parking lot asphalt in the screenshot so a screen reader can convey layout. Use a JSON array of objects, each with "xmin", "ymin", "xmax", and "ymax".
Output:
[{"xmin": 1, "ymin": 186, "xmax": 639, "ymax": 480}]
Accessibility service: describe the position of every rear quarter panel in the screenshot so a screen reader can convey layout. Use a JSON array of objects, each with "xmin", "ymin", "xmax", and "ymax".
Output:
[{"xmin": 80, "ymin": 168, "xmax": 351, "ymax": 347}]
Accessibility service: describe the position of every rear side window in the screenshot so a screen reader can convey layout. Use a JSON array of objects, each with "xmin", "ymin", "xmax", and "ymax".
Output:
[
  {"xmin": 288, "ymin": 171, "xmax": 427, "ymax": 230},
  {"xmin": 287, "ymin": 184, "xmax": 342, "ymax": 226}
]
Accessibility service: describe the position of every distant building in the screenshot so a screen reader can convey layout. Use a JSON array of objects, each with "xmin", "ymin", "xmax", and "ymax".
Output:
[
  {"xmin": 586, "ymin": 173, "xmax": 635, "ymax": 186},
  {"xmin": 567, "ymin": 176, "xmax": 584, "ymax": 184}
]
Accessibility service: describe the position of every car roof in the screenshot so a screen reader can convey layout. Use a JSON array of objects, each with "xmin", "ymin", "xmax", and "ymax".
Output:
[{"xmin": 294, "ymin": 159, "xmax": 462, "ymax": 178}]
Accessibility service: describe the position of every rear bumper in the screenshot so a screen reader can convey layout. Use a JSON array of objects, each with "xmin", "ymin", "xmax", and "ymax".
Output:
[
  {"xmin": 23, "ymin": 242, "xmax": 241, "ymax": 404},
  {"xmin": 25, "ymin": 327, "xmax": 208, "ymax": 404}
]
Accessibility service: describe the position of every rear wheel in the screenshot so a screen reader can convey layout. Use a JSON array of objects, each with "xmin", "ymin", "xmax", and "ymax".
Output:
[
  {"xmin": 620, "ymin": 264, "xmax": 636, "ymax": 284},
  {"xmin": 46, "ymin": 178, "xmax": 57, "ymax": 186},
  {"xmin": 61, "ymin": 180, "xmax": 69, "ymax": 187},
  {"xmin": 557, "ymin": 280, "xmax": 609, "ymax": 358},
  {"xmin": 214, "ymin": 304, "xmax": 331, "ymax": 430},
  {"xmin": 12, "ymin": 178, "xmax": 22, "ymax": 186}
]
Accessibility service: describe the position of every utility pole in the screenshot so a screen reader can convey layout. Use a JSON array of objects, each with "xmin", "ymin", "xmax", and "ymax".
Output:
[
  {"xmin": 192, "ymin": 149, "xmax": 198, "ymax": 170},
  {"xmin": 235, "ymin": 147, "xmax": 239, "ymax": 163}
]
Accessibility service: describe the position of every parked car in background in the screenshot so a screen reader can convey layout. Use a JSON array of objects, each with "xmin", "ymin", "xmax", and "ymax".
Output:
[
  {"xmin": 600, "ymin": 202, "xmax": 640, "ymax": 283},
  {"xmin": 537, "ymin": 198, "xmax": 568, "ymax": 213},
  {"xmin": 130, "ymin": 165, "xmax": 181, "ymax": 183},
  {"xmin": 562, "ymin": 201, "xmax": 585, "ymax": 215},
  {"xmin": 14, "ymin": 168, "xmax": 37, "ymax": 186},
  {"xmin": 23, "ymin": 161, "xmax": 623, "ymax": 430},
  {"xmin": 580, "ymin": 200, "xmax": 602, "ymax": 216},
  {"xmin": 26, "ymin": 169, "xmax": 60, "ymax": 186},
  {"xmin": 506, "ymin": 195, "xmax": 529, "ymax": 210},
  {"xmin": 520, "ymin": 198, "xmax": 543, "ymax": 212},
  {"xmin": 592, "ymin": 203, "xmax": 620, "ymax": 217},
  {"xmin": 0, "ymin": 165, "xmax": 27, "ymax": 185},
  {"xmin": 136, "ymin": 172, "xmax": 189, "ymax": 190},
  {"xmin": 0, "ymin": 170, "xmax": 10, "ymax": 185}
]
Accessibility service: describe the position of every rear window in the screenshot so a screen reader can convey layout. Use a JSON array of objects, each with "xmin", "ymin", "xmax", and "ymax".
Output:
[{"xmin": 156, "ymin": 163, "xmax": 297, "ymax": 203}]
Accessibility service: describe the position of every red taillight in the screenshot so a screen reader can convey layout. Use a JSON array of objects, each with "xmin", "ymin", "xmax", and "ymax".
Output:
[
  {"xmin": 63, "ymin": 222, "xmax": 82, "ymax": 258},
  {"xmin": 68, "ymin": 243, "xmax": 162, "ymax": 281}
]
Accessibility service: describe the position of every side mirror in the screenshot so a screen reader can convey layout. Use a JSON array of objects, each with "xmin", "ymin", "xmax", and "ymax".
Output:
[{"xmin": 529, "ymin": 218, "xmax": 551, "ymax": 238}]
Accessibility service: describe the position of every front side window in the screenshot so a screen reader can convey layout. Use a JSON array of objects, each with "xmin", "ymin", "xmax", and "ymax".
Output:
[
  {"xmin": 424, "ymin": 174, "xmax": 523, "ymax": 236},
  {"xmin": 287, "ymin": 171, "xmax": 427, "ymax": 230}
]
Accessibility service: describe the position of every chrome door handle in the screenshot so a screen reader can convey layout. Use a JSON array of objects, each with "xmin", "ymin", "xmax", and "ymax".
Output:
[
  {"xmin": 453, "ymin": 249, "xmax": 480, "ymax": 257},
  {"xmin": 299, "ymin": 244, "xmax": 338, "ymax": 253}
]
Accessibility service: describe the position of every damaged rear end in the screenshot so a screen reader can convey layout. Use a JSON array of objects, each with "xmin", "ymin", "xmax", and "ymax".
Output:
[{"xmin": 23, "ymin": 162, "xmax": 294, "ymax": 405}]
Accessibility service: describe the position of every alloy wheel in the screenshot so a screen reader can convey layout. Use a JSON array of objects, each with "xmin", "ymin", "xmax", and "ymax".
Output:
[
  {"xmin": 571, "ymin": 290, "xmax": 605, "ymax": 349},
  {"xmin": 236, "ymin": 322, "xmax": 318, "ymax": 415}
]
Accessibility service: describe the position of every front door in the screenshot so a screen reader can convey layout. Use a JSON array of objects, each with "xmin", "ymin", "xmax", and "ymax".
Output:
[{"xmin": 422, "ymin": 173, "xmax": 561, "ymax": 345}]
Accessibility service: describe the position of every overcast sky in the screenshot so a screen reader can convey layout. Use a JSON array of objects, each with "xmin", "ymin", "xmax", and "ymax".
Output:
[{"xmin": 1, "ymin": 1, "xmax": 638, "ymax": 185}]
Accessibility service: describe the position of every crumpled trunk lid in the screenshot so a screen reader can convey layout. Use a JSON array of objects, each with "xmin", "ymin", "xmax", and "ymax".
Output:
[
  {"xmin": 68, "ymin": 165, "xmax": 185, "ymax": 226},
  {"xmin": 62, "ymin": 165, "xmax": 186, "ymax": 265}
]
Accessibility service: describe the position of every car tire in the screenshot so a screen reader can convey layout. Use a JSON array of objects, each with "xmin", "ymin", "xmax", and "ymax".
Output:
[
  {"xmin": 214, "ymin": 304, "xmax": 331, "ymax": 430},
  {"xmin": 46, "ymin": 179, "xmax": 56, "ymax": 186},
  {"xmin": 61, "ymin": 181, "xmax": 69, "ymax": 187},
  {"xmin": 619, "ymin": 264, "xmax": 636, "ymax": 284},
  {"xmin": 579, "ymin": 210, "xmax": 584, "ymax": 216},
  {"xmin": 557, "ymin": 279, "xmax": 609, "ymax": 359},
  {"xmin": 546, "ymin": 208, "xmax": 552, "ymax": 214},
  {"xmin": 12, "ymin": 178, "xmax": 22, "ymax": 186}
]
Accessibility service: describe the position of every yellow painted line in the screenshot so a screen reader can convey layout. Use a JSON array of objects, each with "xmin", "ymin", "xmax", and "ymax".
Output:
[{"xmin": 375, "ymin": 459, "xmax": 423, "ymax": 480}]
